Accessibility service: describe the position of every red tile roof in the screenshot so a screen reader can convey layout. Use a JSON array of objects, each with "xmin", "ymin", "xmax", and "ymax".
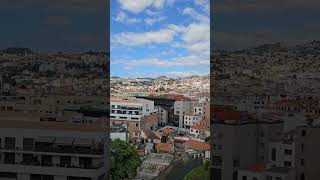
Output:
[
  {"xmin": 183, "ymin": 139, "xmax": 210, "ymax": 151},
  {"xmin": 161, "ymin": 128, "xmax": 176, "ymax": 134},
  {"xmin": 143, "ymin": 113, "xmax": 159, "ymax": 125},
  {"xmin": 191, "ymin": 123, "xmax": 209, "ymax": 131},
  {"xmin": 142, "ymin": 130, "xmax": 161, "ymax": 139},
  {"xmin": 156, "ymin": 142, "xmax": 174, "ymax": 152}
]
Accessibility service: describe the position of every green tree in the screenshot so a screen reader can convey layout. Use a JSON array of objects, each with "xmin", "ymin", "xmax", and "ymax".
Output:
[{"xmin": 110, "ymin": 139, "xmax": 142, "ymax": 180}]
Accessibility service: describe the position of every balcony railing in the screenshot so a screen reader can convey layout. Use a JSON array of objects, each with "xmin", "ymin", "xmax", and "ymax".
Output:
[
  {"xmin": 1, "ymin": 161, "xmax": 104, "ymax": 169},
  {"xmin": 0, "ymin": 146, "xmax": 104, "ymax": 155}
]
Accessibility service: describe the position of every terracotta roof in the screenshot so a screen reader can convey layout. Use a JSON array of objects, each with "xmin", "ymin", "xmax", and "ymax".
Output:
[
  {"xmin": 161, "ymin": 128, "xmax": 176, "ymax": 134},
  {"xmin": 191, "ymin": 123, "xmax": 209, "ymax": 131},
  {"xmin": 142, "ymin": 130, "xmax": 161, "ymax": 139},
  {"xmin": 183, "ymin": 139, "xmax": 210, "ymax": 151},
  {"xmin": 199, "ymin": 119, "xmax": 209, "ymax": 126},
  {"xmin": 156, "ymin": 142, "xmax": 174, "ymax": 152},
  {"xmin": 143, "ymin": 113, "xmax": 159, "ymax": 125}
]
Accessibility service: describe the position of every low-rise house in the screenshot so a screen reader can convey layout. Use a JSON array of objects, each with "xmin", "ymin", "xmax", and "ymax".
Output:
[
  {"xmin": 140, "ymin": 130, "xmax": 162, "ymax": 144},
  {"xmin": 156, "ymin": 142, "xmax": 174, "ymax": 154},
  {"xmin": 183, "ymin": 139, "xmax": 210, "ymax": 159},
  {"xmin": 190, "ymin": 119, "xmax": 210, "ymax": 140}
]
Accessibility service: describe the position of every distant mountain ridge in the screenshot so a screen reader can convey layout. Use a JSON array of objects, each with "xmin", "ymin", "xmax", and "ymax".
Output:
[{"xmin": 0, "ymin": 47, "xmax": 34, "ymax": 55}]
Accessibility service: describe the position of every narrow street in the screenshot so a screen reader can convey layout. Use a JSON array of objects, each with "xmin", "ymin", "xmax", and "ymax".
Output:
[{"xmin": 160, "ymin": 155, "xmax": 203, "ymax": 180}]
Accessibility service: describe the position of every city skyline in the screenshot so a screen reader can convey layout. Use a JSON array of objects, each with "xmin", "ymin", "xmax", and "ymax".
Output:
[{"xmin": 111, "ymin": 0, "xmax": 210, "ymax": 78}]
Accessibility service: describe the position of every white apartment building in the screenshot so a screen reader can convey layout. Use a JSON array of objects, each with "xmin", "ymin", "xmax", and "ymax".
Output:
[
  {"xmin": 110, "ymin": 97, "xmax": 156, "ymax": 138},
  {"xmin": 184, "ymin": 113, "xmax": 201, "ymax": 129},
  {"xmin": 0, "ymin": 119, "xmax": 108, "ymax": 180}
]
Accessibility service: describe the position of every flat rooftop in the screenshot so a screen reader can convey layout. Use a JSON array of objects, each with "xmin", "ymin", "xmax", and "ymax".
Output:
[{"xmin": 111, "ymin": 97, "xmax": 152, "ymax": 104}]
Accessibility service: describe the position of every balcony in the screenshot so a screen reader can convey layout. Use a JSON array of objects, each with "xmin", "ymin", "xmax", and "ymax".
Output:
[
  {"xmin": 0, "ymin": 162, "xmax": 105, "ymax": 177},
  {"xmin": 15, "ymin": 161, "xmax": 104, "ymax": 170},
  {"xmin": 0, "ymin": 146, "xmax": 104, "ymax": 156},
  {"xmin": 111, "ymin": 106, "xmax": 143, "ymax": 111}
]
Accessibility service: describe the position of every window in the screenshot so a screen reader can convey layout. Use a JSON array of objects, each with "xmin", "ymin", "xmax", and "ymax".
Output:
[
  {"xmin": 300, "ymin": 173, "xmax": 305, "ymax": 180},
  {"xmin": 242, "ymin": 176, "xmax": 247, "ymax": 180},
  {"xmin": 301, "ymin": 144, "xmax": 304, "ymax": 152},
  {"xmin": 4, "ymin": 153, "xmax": 15, "ymax": 164},
  {"xmin": 233, "ymin": 159, "xmax": 239, "ymax": 167},
  {"xmin": 301, "ymin": 129, "xmax": 306, "ymax": 136},
  {"xmin": 136, "ymin": 123, "xmax": 139, "ymax": 127},
  {"xmin": 266, "ymin": 176, "xmax": 272, "ymax": 180},
  {"xmin": 301, "ymin": 159, "xmax": 304, "ymax": 167},
  {"xmin": 284, "ymin": 161, "xmax": 292, "ymax": 167},
  {"xmin": 284, "ymin": 149, "xmax": 292, "ymax": 155},
  {"xmin": 233, "ymin": 172, "xmax": 237, "ymax": 180},
  {"xmin": 5, "ymin": 137, "xmax": 15, "ymax": 149},
  {"xmin": 253, "ymin": 177, "xmax": 258, "ymax": 180},
  {"xmin": 212, "ymin": 168, "xmax": 221, "ymax": 180},
  {"xmin": 212, "ymin": 156, "xmax": 222, "ymax": 166},
  {"xmin": 271, "ymin": 148, "xmax": 276, "ymax": 161},
  {"xmin": 23, "ymin": 138, "xmax": 34, "ymax": 150},
  {"xmin": 60, "ymin": 156, "xmax": 71, "ymax": 167}
]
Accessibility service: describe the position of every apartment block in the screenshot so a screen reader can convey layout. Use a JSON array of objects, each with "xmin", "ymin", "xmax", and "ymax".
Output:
[
  {"xmin": 0, "ymin": 117, "xmax": 108, "ymax": 180},
  {"xmin": 110, "ymin": 97, "xmax": 157, "ymax": 139},
  {"xmin": 211, "ymin": 110, "xmax": 283, "ymax": 180}
]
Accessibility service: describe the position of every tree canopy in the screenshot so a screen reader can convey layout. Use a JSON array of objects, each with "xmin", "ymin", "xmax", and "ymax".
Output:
[{"xmin": 110, "ymin": 139, "xmax": 142, "ymax": 180}]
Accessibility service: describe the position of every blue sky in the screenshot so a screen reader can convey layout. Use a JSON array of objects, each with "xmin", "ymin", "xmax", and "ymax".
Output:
[{"xmin": 110, "ymin": 0, "xmax": 210, "ymax": 78}]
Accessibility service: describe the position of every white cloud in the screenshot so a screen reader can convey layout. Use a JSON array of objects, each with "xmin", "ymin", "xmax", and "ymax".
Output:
[
  {"xmin": 180, "ymin": 8, "xmax": 210, "ymax": 57},
  {"xmin": 118, "ymin": 0, "xmax": 172, "ymax": 13},
  {"xmin": 144, "ymin": 16, "xmax": 167, "ymax": 25},
  {"xmin": 112, "ymin": 55, "xmax": 209, "ymax": 67},
  {"xmin": 183, "ymin": 7, "xmax": 209, "ymax": 22},
  {"xmin": 194, "ymin": 0, "xmax": 210, "ymax": 13},
  {"xmin": 112, "ymin": 3, "xmax": 210, "ymax": 67},
  {"xmin": 112, "ymin": 24, "xmax": 184, "ymax": 46},
  {"xmin": 166, "ymin": 71, "xmax": 208, "ymax": 77},
  {"xmin": 114, "ymin": 11, "xmax": 142, "ymax": 24}
]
